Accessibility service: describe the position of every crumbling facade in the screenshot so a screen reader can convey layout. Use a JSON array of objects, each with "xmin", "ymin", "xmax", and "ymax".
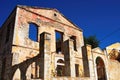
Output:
[
  {"xmin": 0, "ymin": 5, "xmax": 120, "ymax": 80},
  {"xmin": 86, "ymin": 42, "xmax": 120, "ymax": 80}
]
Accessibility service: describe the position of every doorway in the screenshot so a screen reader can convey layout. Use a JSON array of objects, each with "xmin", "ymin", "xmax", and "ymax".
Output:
[{"xmin": 96, "ymin": 57, "xmax": 107, "ymax": 80}]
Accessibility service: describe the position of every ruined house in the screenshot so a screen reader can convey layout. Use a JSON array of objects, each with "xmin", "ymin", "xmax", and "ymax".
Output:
[{"xmin": 0, "ymin": 5, "xmax": 120, "ymax": 80}]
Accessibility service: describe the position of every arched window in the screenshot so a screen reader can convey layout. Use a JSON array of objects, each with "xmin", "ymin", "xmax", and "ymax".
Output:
[
  {"xmin": 56, "ymin": 59, "xmax": 65, "ymax": 76},
  {"xmin": 29, "ymin": 23, "xmax": 38, "ymax": 41},
  {"xmin": 96, "ymin": 57, "xmax": 107, "ymax": 80},
  {"xmin": 57, "ymin": 59, "xmax": 64, "ymax": 63}
]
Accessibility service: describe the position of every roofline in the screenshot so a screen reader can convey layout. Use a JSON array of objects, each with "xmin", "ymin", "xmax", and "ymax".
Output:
[
  {"xmin": 17, "ymin": 5, "xmax": 58, "ymax": 11},
  {"xmin": 106, "ymin": 42, "xmax": 120, "ymax": 48},
  {"xmin": 17, "ymin": 5, "xmax": 83, "ymax": 31}
]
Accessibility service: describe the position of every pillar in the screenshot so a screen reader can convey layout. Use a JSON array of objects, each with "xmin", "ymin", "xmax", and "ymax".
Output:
[
  {"xmin": 82, "ymin": 46, "xmax": 90, "ymax": 77},
  {"xmin": 64, "ymin": 39, "xmax": 75, "ymax": 77},
  {"xmin": 39, "ymin": 32, "xmax": 51, "ymax": 80},
  {"xmin": 86, "ymin": 44, "xmax": 95, "ymax": 80}
]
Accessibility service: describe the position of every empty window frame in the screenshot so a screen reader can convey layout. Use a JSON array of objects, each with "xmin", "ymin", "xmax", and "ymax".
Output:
[
  {"xmin": 55, "ymin": 31, "xmax": 63, "ymax": 53},
  {"xmin": 29, "ymin": 23, "xmax": 38, "ymax": 41},
  {"xmin": 56, "ymin": 59, "xmax": 65, "ymax": 76},
  {"xmin": 70, "ymin": 36, "xmax": 77, "ymax": 51}
]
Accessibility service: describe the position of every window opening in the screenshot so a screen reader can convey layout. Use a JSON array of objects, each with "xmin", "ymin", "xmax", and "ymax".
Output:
[
  {"xmin": 57, "ymin": 59, "xmax": 64, "ymax": 63},
  {"xmin": 55, "ymin": 31, "xmax": 63, "ymax": 54},
  {"xmin": 70, "ymin": 36, "xmax": 77, "ymax": 51},
  {"xmin": 75, "ymin": 64, "xmax": 79, "ymax": 77},
  {"xmin": 54, "ymin": 13, "xmax": 57, "ymax": 16},
  {"xmin": 29, "ymin": 23, "xmax": 38, "ymax": 41},
  {"xmin": 56, "ymin": 59, "xmax": 65, "ymax": 76}
]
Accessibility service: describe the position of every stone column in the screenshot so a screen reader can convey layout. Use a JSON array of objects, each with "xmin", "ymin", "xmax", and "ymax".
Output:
[
  {"xmin": 82, "ymin": 46, "xmax": 90, "ymax": 77},
  {"xmin": 64, "ymin": 39, "xmax": 75, "ymax": 77},
  {"xmin": 39, "ymin": 32, "xmax": 51, "ymax": 80}
]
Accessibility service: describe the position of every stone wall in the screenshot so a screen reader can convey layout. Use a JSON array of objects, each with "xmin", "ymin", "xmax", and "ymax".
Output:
[
  {"xmin": 86, "ymin": 44, "xmax": 120, "ymax": 80},
  {"xmin": 52, "ymin": 77, "xmax": 90, "ymax": 80},
  {"xmin": 0, "ymin": 5, "xmax": 85, "ymax": 80},
  {"xmin": 107, "ymin": 59, "xmax": 120, "ymax": 80}
]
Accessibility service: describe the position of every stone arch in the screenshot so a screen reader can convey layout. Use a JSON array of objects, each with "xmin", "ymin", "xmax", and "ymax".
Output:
[
  {"xmin": 55, "ymin": 58, "xmax": 64, "ymax": 66},
  {"xmin": 26, "ymin": 61, "xmax": 40, "ymax": 79},
  {"xmin": 57, "ymin": 59, "xmax": 64, "ymax": 63},
  {"xmin": 26, "ymin": 63, "xmax": 32, "ymax": 80},
  {"xmin": 12, "ymin": 68, "xmax": 21, "ymax": 80},
  {"xmin": 96, "ymin": 57, "xmax": 107, "ymax": 80}
]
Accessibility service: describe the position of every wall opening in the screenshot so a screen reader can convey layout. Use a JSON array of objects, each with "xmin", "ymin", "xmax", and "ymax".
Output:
[
  {"xmin": 75, "ymin": 64, "xmax": 79, "ymax": 77},
  {"xmin": 55, "ymin": 31, "xmax": 63, "ymax": 54},
  {"xmin": 56, "ymin": 59, "xmax": 65, "ymax": 76},
  {"xmin": 29, "ymin": 23, "xmax": 38, "ymax": 42},
  {"xmin": 70, "ymin": 36, "xmax": 77, "ymax": 51},
  {"xmin": 96, "ymin": 57, "xmax": 107, "ymax": 80}
]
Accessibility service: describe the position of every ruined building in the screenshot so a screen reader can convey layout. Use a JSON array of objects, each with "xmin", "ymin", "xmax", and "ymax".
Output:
[{"xmin": 0, "ymin": 5, "xmax": 120, "ymax": 80}]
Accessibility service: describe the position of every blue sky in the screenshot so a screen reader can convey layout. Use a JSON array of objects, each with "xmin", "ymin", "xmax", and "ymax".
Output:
[{"xmin": 0, "ymin": 0, "xmax": 120, "ymax": 48}]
